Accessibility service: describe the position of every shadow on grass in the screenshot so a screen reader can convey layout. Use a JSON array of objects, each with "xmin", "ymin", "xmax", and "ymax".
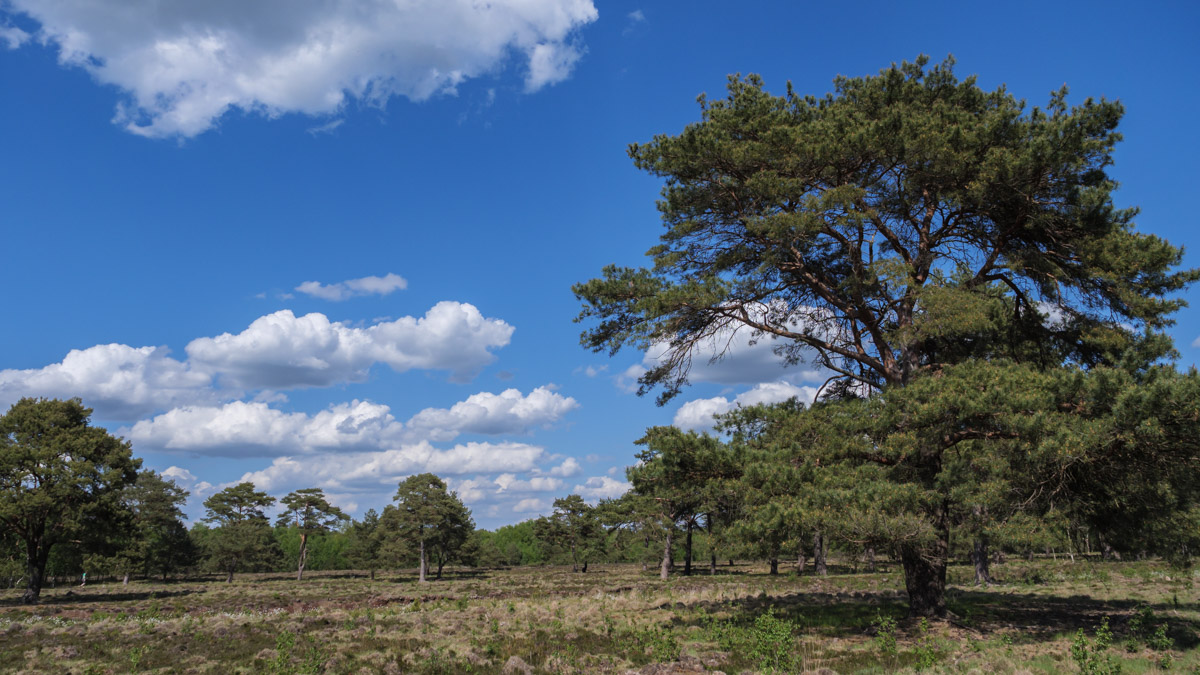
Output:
[
  {"xmin": 663, "ymin": 585, "xmax": 1200, "ymax": 649},
  {"xmin": 1, "ymin": 587, "xmax": 202, "ymax": 607}
]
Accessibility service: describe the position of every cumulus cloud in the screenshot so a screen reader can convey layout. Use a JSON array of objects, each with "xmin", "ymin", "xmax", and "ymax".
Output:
[
  {"xmin": 127, "ymin": 399, "xmax": 405, "ymax": 456},
  {"xmin": 673, "ymin": 381, "xmax": 818, "ymax": 432},
  {"xmin": 615, "ymin": 364, "xmax": 647, "ymax": 394},
  {"xmin": 494, "ymin": 473, "xmax": 563, "ymax": 493},
  {"xmin": 238, "ymin": 440, "xmax": 546, "ymax": 492},
  {"xmin": 295, "ymin": 273, "xmax": 407, "ymax": 301},
  {"xmin": 572, "ymin": 475, "xmax": 630, "ymax": 501},
  {"xmin": 186, "ymin": 301, "xmax": 513, "ymax": 388},
  {"xmin": 404, "ymin": 385, "xmax": 577, "ymax": 441},
  {"xmin": 513, "ymin": 497, "xmax": 549, "ymax": 514},
  {"xmin": 546, "ymin": 457, "xmax": 581, "ymax": 478},
  {"xmin": 0, "ymin": 344, "xmax": 213, "ymax": 420},
  {"xmin": 5, "ymin": 0, "xmax": 598, "ymax": 137},
  {"xmin": 159, "ymin": 465, "xmax": 215, "ymax": 498},
  {"xmin": 642, "ymin": 326, "xmax": 823, "ymax": 388}
]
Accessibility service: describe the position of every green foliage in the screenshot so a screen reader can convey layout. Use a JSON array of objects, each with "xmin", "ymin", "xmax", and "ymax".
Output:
[
  {"xmin": 1071, "ymin": 617, "xmax": 1122, "ymax": 675},
  {"xmin": 573, "ymin": 54, "xmax": 1199, "ymax": 616},
  {"xmin": 384, "ymin": 473, "xmax": 474, "ymax": 580},
  {"xmin": 0, "ymin": 397, "xmax": 140, "ymax": 602},
  {"xmin": 201, "ymin": 482, "xmax": 281, "ymax": 580},
  {"xmin": 533, "ymin": 494, "xmax": 603, "ymax": 571},
  {"xmin": 277, "ymin": 487, "xmax": 348, "ymax": 579},
  {"xmin": 873, "ymin": 612, "xmax": 899, "ymax": 656},
  {"xmin": 749, "ymin": 608, "xmax": 800, "ymax": 673}
]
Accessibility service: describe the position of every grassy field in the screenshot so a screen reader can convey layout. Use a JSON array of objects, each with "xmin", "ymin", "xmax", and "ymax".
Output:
[{"xmin": 1, "ymin": 558, "xmax": 1197, "ymax": 674}]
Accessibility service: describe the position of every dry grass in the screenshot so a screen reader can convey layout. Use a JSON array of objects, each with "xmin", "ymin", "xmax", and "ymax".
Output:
[{"xmin": 0, "ymin": 558, "xmax": 1197, "ymax": 673}]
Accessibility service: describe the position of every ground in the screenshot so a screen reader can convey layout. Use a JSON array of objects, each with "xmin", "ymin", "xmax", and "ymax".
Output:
[{"xmin": 0, "ymin": 558, "xmax": 1197, "ymax": 673}]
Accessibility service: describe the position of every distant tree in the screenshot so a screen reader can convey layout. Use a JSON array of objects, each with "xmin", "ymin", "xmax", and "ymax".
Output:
[
  {"xmin": 277, "ymin": 488, "xmax": 347, "ymax": 581},
  {"xmin": 0, "ymin": 398, "xmax": 139, "ymax": 603},
  {"xmin": 535, "ymin": 495, "xmax": 601, "ymax": 572},
  {"xmin": 388, "ymin": 474, "xmax": 473, "ymax": 582},
  {"xmin": 202, "ymin": 482, "xmax": 278, "ymax": 582},
  {"xmin": 344, "ymin": 509, "xmax": 382, "ymax": 579},
  {"xmin": 112, "ymin": 470, "xmax": 195, "ymax": 584},
  {"xmin": 574, "ymin": 56, "xmax": 1198, "ymax": 615}
]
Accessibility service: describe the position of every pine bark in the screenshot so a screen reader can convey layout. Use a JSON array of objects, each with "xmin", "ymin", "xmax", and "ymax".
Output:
[
  {"xmin": 971, "ymin": 537, "xmax": 991, "ymax": 587},
  {"xmin": 660, "ymin": 528, "xmax": 672, "ymax": 580},
  {"xmin": 297, "ymin": 533, "xmax": 308, "ymax": 581},
  {"xmin": 813, "ymin": 531, "xmax": 827, "ymax": 576},
  {"xmin": 418, "ymin": 539, "xmax": 428, "ymax": 583},
  {"xmin": 683, "ymin": 521, "xmax": 693, "ymax": 576}
]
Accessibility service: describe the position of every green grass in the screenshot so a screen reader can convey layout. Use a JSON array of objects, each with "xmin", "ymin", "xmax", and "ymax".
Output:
[{"xmin": 0, "ymin": 558, "xmax": 1196, "ymax": 673}]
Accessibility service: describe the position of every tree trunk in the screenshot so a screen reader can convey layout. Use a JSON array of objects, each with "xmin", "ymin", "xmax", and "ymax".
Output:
[
  {"xmin": 769, "ymin": 558, "xmax": 779, "ymax": 575},
  {"xmin": 813, "ymin": 531, "xmax": 827, "ymax": 577},
  {"xmin": 123, "ymin": 572, "xmax": 130, "ymax": 586},
  {"xmin": 226, "ymin": 567, "xmax": 234, "ymax": 583},
  {"xmin": 796, "ymin": 542, "xmax": 806, "ymax": 576},
  {"xmin": 865, "ymin": 546, "xmax": 876, "ymax": 573},
  {"xmin": 581, "ymin": 561, "xmax": 588, "ymax": 573},
  {"xmin": 901, "ymin": 504, "xmax": 949, "ymax": 618},
  {"xmin": 370, "ymin": 568, "xmax": 375, "ymax": 581},
  {"xmin": 297, "ymin": 532, "xmax": 308, "ymax": 581},
  {"xmin": 419, "ymin": 539, "xmax": 427, "ymax": 583},
  {"xmin": 684, "ymin": 521, "xmax": 693, "ymax": 576},
  {"xmin": 660, "ymin": 528, "xmax": 672, "ymax": 580},
  {"xmin": 436, "ymin": 559, "xmax": 445, "ymax": 580},
  {"xmin": 22, "ymin": 540, "xmax": 47, "ymax": 605},
  {"xmin": 707, "ymin": 517, "xmax": 717, "ymax": 575},
  {"xmin": 971, "ymin": 537, "xmax": 991, "ymax": 587},
  {"xmin": 571, "ymin": 543, "xmax": 578, "ymax": 573}
]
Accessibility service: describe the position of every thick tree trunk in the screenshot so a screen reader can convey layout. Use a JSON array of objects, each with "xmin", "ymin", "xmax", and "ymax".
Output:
[
  {"xmin": 684, "ymin": 521, "xmax": 693, "ymax": 576},
  {"xmin": 813, "ymin": 531, "xmax": 827, "ymax": 577},
  {"xmin": 865, "ymin": 547, "xmax": 876, "ymax": 573},
  {"xmin": 971, "ymin": 537, "xmax": 991, "ymax": 587},
  {"xmin": 226, "ymin": 568, "xmax": 234, "ymax": 583},
  {"xmin": 660, "ymin": 528, "xmax": 672, "ymax": 580},
  {"xmin": 123, "ymin": 572, "xmax": 130, "ymax": 586},
  {"xmin": 571, "ymin": 543, "xmax": 578, "ymax": 573},
  {"xmin": 901, "ymin": 505, "xmax": 949, "ymax": 618},
  {"xmin": 419, "ymin": 539, "xmax": 427, "ymax": 583},
  {"xmin": 297, "ymin": 533, "xmax": 308, "ymax": 581},
  {"xmin": 22, "ymin": 541, "xmax": 47, "ymax": 605},
  {"xmin": 436, "ymin": 559, "xmax": 445, "ymax": 580},
  {"xmin": 581, "ymin": 561, "xmax": 588, "ymax": 573},
  {"xmin": 769, "ymin": 558, "xmax": 779, "ymax": 575},
  {"xmin": 796, "ymin": 543, "xmax": 806, "ymax": 576}
]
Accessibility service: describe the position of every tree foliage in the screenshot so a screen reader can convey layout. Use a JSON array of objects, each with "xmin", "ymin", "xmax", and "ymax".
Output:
[
  {"xmin": 0, "ymin": 398, "xmax": 139, "ymax": 603},
  {"xmin": 386, "ymin": 473, "xmax": 474, "ymax": 582},
  {"xmin": 575, "ymin": 56, "xmax": 1198, "ymax": 615},
  {"xmin": 278, "ymin": 488, "xmax": 347, "ymax": 580},
  {"xmin": 202, "ymin": 482, "xmax": 279, "ymax": 582}
]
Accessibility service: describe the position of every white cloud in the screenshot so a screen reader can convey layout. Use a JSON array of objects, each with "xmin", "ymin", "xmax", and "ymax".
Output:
[
  {"xmin": 186, "ymin": 301, "xmax": 513, "ymax": 388},
  {"xmin": 6, "ymin": 0, "xmax": 598, "ymax": 137},
  {"xmin": 404, "ymin": 385, "xmax": 577, "ymax": 441},
  {"xmin": 0, "ymin": 344, "xmax": 213, "ymax": 420},
  {"xmin": 643, "ymin": 326, "xmax": 823, "ymax": 388},
  {"xmin": 295, "ymin": 273, "xmax": 407, "ymax": 301},
  {"xmin": 525, "ymin": 40, "xmax": 584, "ymax": 92},
  {"xmin": 1192, "ymin": 335, "xmax": 1200, "ymax": 349},
  {"xmin": 574, "ymin": 364, "xmax": 607, "ymax": 377},
  {"xmin": 513, "ymin": 497, "xmax": 549, "ymax": 514},
  {"xmin": 572, "ymin": 475, "xmax": 629, "ymax": 501},
  {"xmin": 494, "ymin": 473, "xmax": 563, "ymax": 493},
  {"xmin": 238, "ymin": 440, "xmax": 546, "ymax": 492},
  {"xmin": 159, "ymin": 465, "xmax": 215, "ymax": 500},
  {"xmin": 127, "ymin": 399, "xmax": 405, "ymax": 456},
  {"xmin": 615, "ymin": 363, "xmax": 647, "ymax": 393},
  {"xmin": 1, "ymin": 23, "xmax": 30, "ymax": 48},
  {"xmin": 673, "ymin": 381, "xmax": 818, "ymax": 432},
  {"xmin": 546, "ymin": 457, "xmax": 581, "ymax": 478}
]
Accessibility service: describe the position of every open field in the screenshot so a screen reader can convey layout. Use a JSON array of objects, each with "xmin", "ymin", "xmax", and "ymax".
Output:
[{"xmin": 1, "ymin": 559, "xmax": 1198, "ymax": 674}]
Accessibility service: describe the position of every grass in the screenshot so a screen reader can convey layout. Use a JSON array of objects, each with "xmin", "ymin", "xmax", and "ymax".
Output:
[{"xmin": 0, "ymin": 558, "xmax": 1197, "ymax": 673}]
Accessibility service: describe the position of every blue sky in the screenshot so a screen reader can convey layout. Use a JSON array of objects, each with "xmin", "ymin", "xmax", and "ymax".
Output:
[{"xmin": 1, "ymin": 1, "xmax": 1197, "ymax": 529}]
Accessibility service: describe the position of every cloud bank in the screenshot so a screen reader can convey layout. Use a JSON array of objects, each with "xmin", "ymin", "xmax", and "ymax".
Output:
[
  {"xmin": 296, "ymin": 273, "xmax": 408, "ymax": 301},
  {"xmin": 5, "ymin": 0, "xmax": 598, "ymax": 137}
]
